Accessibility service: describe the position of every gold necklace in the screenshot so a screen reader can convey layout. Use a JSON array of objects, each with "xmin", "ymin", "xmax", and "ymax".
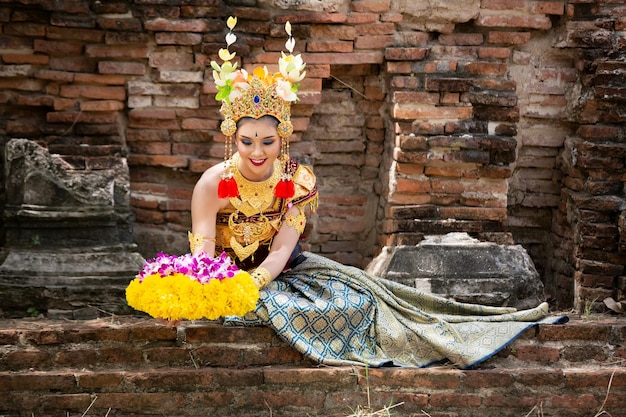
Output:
[
  {"xmin": 226, "ymin": 153, "xmax": 281, "ymax": 261},
  {"xmin": 229, "ymin": 153, "xmax": 281, "ymax": 218}
]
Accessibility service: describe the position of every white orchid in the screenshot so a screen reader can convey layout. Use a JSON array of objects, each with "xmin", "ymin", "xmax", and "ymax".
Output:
[
  {"xmin": 285, "ymin": 37, "xmax": 296, "ymax": 54},
  {"xmin": 211, "ymin": 17, "xmax": 306, "ymax": 105},
  {"xmin": 212, "ymin": 16, "xmax": 245, "ymax": 102},
  {"xmin": 285, "ymin": 20, "xmax": 296, "ymax": 53},
  {"xmin": 279, "ymin": 52, "xmax": 306, "ymax": 84},
  {"xmin": 275, "ymin": 78, "xmax": 297, "ymax": 102},
  {"xmin": 225, "ymin": 32, "xmax": 236, "ymax": 47}
]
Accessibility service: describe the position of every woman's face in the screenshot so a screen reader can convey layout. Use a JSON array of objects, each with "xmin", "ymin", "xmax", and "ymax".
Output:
[{"xmin": 235, "ymin": 118, "xmax": 281, "ymax": 181}]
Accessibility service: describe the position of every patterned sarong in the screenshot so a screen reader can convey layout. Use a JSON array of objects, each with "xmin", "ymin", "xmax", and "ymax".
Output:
[{"xmin": 225, "ymin": 252, "xmax": 568, "ymax": 369}]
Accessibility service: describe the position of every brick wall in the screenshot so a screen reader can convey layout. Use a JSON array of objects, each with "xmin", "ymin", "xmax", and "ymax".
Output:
[
  {"xmin": 548, "ymin": 1, "xmax": 626, "ymax": 310},
  {"xmin": 0, "ymin": 0, "xmax": 624, "ymax": 311}
]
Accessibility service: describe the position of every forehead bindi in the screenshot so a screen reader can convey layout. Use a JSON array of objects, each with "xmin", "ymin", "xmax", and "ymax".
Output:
[{"xmin": 238, "ymin": 121, "xmax": 277, "ymax": 139}]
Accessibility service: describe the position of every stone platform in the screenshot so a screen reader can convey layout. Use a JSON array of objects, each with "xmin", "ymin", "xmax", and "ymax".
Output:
[{"xmin": 0, "ymin": 314, "xmax": 624, "ymax": 417}]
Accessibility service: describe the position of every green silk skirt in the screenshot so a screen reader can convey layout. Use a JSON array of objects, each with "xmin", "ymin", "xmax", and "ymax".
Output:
[{"xmin": 225, "ymin": 252, "xmax": 567, "ymax": 369}]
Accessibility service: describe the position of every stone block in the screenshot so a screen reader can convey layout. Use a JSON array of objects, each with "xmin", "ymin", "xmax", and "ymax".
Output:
[
  {"xmin": 367, "ymin": 232, "xmax": 546, "ymax": 309},
  {"xmin": 0, "ymin": 139, "xmax": 144, "ymax": 317}
]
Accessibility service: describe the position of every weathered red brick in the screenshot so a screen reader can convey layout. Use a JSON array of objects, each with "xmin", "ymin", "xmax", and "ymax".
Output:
[
  {"xmin": 2, "ymin": 53, "xmax": 49, "ymax": 65},
  {"xmin": 96, "ymin": 17, "xmax": 142, "ymax": 31},
  {"xmin": 429, "ymin": 393, "xmax": 482, "ymax": 407},
  {"xmin": 144, "ymin": 18, "xmax": 214, "ymax": 32},
  {"xmin": 126, "ymin": 369, "xmax": 214, "ymax": 390},
  {"xmin": 95, "ymin": 392, "xmax": 186, "ymax": 414},
  {"xmin": 156, "ymin": 32, "xmax": 202, "ymax": 46},
  {"xmin": 477, "ymin": 14, "xmax": 552, "ymax": 29},
  {"xmin": 98, "ymin": 61, "xmax": 146, "ymax": 75},
  {"xmin": 394, "ymin": 104, "xmax": 473, "ymax": 121},
  {"xmin": 130, "ymin": 141, "xmax": 172, "ymax": 155},
  {"xmin": 80, "ymin": 100, "xmax": 125, "ymax": 112},
  {"xmin": 48, "ymin": 56, "xmax": 96, "ymax": 73},
  {"xmin": 439, "ymin": 33, "xmax": 484, "ymax": 46},
  {"xmin": 478, "ymin": 46, "xmax": 511, "ymax": 59},
  {"xmin": 85, "ymin": 44, "xmax": 148, "ymax": 58},
  {"xmin": 307, "ymin": 39, "xmax": 353, "ymax": 53},
  {"xmin": 514, "ymin": 369, "xmax": 565, "ymax": 387},
  {"xmin": 549, "ymin": 394, "xmax": 598, "ymax": 409},
  {"xmin": 487, "ymin": 31, "xmax": 531, "ymax": 44},
  {"xmin": 60, "ymin": 85, "xmax": 126, "ymax": 100},
  {"xmin": 4, "ymin": 22, "xmax": 46, "ymax": 37},
  {"xmin": 46, "ymin": 26, "xmax": 105, "ymax": 42},
  {"xmin": 350, "ymin": 0, "xmax": 391, "ymax": 13},
  {"xmin": 33, "ymin": 39, "xmax": 83, "ymax": 55},
  {"xmin": 47, "ymin": 111, "xmax": 119, "ymax": 124},
  {"xmin": 385, "ymin": 47, "xmax": 428, "ymax": 61},
  {"xmin": 355, "ymin": 34, "xmax": 394, "ymax": 49},
  {"xmin": 464, "ymin": 61, "xmax": 508, "ymax": 76},
  {"xmin": 480, "ymin": 0, "xmax": 525, "ymax": 11},
  {"xmin": 76, "ymin": 371, "xmax": 124, "ymax": 390},
  {"xmin": 0, "ymin": 372, "xmax": 76, "ymax": 391}
]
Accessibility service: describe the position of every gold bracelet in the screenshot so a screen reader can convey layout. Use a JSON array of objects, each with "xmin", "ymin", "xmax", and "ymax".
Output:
[
  {"xmin": 188, "ymin": 231, "xmax": 216, "ymax": 253},
  {"xmin": 251, "ymin": 266, "xmax": 272, "ymax": 289}
]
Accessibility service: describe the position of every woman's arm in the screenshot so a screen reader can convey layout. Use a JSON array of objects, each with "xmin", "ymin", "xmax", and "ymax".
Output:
[
  {"xmin": 252, "ymin": 204, "xmax": 303, "ymax": 287},
  {"xmin": 190, "ymin": 164, "xmax": 226, "ymax": 256}
]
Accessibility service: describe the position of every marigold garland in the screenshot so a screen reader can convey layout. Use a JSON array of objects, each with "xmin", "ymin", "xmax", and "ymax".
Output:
[{"xmin": 126, "ymin": 251, "xmax": 259, "ymax": 321}]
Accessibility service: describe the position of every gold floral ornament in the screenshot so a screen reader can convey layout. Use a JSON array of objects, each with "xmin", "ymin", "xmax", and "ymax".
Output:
[{"xmin": 211, "ymin": 17, "xmax": 306, "ymax": 200}]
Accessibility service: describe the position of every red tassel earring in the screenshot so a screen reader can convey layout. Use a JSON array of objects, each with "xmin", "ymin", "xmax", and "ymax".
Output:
[
  {"xmin": 274, "ymin": 123, "xmax": 295, "ymax": 199},
  {"xmin": 218, "ymin": 171, "xmax": 239, "ymax": 198},
  {"xmin": 217, "ymin": 133, "xmax": 239, "ymax": 198},
  {"xmin": 275, "ymin": 171, "xmax": 295, "ymax": 199}
]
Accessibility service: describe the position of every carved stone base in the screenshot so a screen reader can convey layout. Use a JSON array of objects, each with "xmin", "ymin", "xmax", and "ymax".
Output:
[
  {"xmin": 0, "ymin": 245, "xmax": 144, "ymax": 318},
  {"xmin": 0, "ymin": 139, "xmax": 145, "ymax": 318},
  {"xmin": 367, "ymin": 232, "xmax": 546, "ymax": 309}
]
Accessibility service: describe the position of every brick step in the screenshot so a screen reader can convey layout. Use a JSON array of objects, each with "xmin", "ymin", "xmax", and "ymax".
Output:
[
  {"xmin": 1, "ymin": 366, "xmax": 625, "ymax": 416},
  {"xmin": 1, "ymin": 316, "xmax": 624, "ymax": 371},
  {"xmin": 1, "ymin": 316, "xmax": 625, "ymax": 417}
]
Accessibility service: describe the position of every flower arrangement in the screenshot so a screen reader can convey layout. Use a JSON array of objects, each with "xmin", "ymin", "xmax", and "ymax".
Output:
[
  {"xmin": 126, "ymin": 251, "xmax": 259, "ymax": 321},
  {"xmin": 210, "ymin": 16, "xmax": 306, "ymax": 103}
]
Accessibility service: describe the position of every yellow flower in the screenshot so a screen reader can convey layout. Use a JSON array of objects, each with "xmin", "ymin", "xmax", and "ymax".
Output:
[{"xmin": 126, "ymin": 270, "xmax": 259, "ymax": 321}]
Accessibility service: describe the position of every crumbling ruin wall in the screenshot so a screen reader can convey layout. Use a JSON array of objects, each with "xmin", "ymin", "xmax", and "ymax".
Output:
[{"xmin": 0, "ymin": 0, "xmax": 624, "ymax": 311}]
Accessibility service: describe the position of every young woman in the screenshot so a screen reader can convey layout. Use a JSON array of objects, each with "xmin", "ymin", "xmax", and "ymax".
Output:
[
  {"xmin": 184, "ymin": 18, "xmax": 566, "ymax": 369},
  {"xmin": 190, "ymin": 114, "xmax": 314, "ymax": 283}
]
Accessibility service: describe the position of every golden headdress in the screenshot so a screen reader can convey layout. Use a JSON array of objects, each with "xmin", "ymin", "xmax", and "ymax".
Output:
[{"xmin": 211, "ymin": 17, "xmax": 306, "ymax": 199}]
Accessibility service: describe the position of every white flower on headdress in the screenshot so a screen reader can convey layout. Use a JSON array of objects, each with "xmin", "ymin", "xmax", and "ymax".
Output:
[
  {"xmin": 218, "ymin": 47, "xmax": 236, "ymax": 62},
  {"xmin": 278, "ymin": 21, "xmax": 306, "ymax": 86},
  {"xmin": 211, "ymin": 16, "xmax": 247, "ymax": 103},
  {"xmin": 275, "ymin": 78, "xmax": 297, "ymax": 102},
  {"xmin": 284, "ymin": 21, "xmax": 295, "ymax": 52},
  {"xmin": 279, "ymin": 52, "xmax": 306, "ymax": 84},
  {"xmin": 212, "ymin": 65, "xmax": 248, "ymax": 102}
]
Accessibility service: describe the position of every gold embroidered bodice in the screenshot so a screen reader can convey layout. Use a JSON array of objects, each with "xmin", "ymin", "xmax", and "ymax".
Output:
[{"xmin": 216, "ymin": 153, "xmax": 318, "ymax": 269}]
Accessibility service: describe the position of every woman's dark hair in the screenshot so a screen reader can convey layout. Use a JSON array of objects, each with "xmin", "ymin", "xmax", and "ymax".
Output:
[{"xmin": 236, "ymin": 115, "xmax": 280, "ymax": 129}]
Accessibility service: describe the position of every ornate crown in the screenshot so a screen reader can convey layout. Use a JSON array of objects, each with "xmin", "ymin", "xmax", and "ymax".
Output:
[{"xmin": 211, "ymin": 17, "xmax": 306, "ymax": 139}]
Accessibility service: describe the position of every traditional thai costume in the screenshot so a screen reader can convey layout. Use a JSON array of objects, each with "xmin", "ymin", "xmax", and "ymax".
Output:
[{"xmin": 206, "ymin": 17, "xmax": 567, "ymax": 369}]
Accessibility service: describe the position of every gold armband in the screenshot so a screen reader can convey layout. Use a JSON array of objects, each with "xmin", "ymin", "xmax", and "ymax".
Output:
[
  {"xmin": 284, "ymin": 209, "xmax": 307, "ymax": 234},
  {"xmin": 188, "ymin": 231, "xmax": 215, "ymax": 253},
  {"xmin": 251, "ymin": 266, "xmax": 272, "ymax": 289}
]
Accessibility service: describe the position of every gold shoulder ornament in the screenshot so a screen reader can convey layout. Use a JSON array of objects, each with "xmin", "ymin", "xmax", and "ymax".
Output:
[{"xmin": 284, "ymin": 207, "xmax": 307, "ymax": 234}]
